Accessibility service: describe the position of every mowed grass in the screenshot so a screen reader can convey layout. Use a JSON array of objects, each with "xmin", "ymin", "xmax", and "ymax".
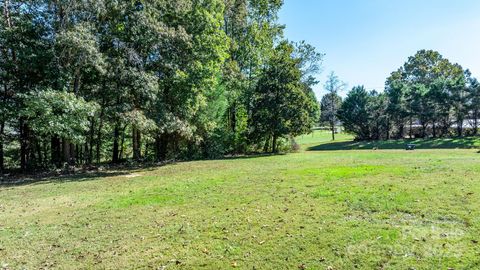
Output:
[{"xmin": 2, "ymin": 132, "xmax": 480, "ymax": 269}]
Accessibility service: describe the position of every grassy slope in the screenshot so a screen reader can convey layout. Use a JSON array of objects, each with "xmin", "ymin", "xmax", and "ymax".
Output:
[{"xmin": 1, "ymin": 132, "xmax": 480, "ymax": 269}]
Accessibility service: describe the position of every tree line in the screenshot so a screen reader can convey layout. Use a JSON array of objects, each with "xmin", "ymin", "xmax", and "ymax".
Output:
[
  {"xmin": 322, "ymin": 50, "xmax": 480, "ymax": 141},
  {"xmin": 0, "ymin": 0, "xmax": 322, "ymax": 172}
]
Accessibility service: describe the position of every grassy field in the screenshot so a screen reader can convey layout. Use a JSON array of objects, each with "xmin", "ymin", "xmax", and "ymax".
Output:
[{"xmin": 1, "ymin": 132, "xmax": 480, "ymax": 269}]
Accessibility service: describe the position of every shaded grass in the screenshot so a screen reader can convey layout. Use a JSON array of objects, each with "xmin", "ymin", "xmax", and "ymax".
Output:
[
  {"xmin": 308, "ymin": 133, "xmax": 480, "ymax": 151},
  {"xmin": 1, "ymin": 133, "xmax": 480, "ymax": 269}
]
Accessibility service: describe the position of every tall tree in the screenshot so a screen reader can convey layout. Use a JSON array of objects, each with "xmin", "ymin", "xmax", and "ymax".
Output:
[
  {"xmin": 320, "ymin": 93, "xmax": 342, "ymax": 140},
  {"xmin": 466, "ymin": 70, "xmax": 480, "ymax": 134},
  {"xmin": 322, "ymin": 72, "xmax": 345, "ymax": 140},
  {"xmin": 222, "ymin": 0, "xmax": 284, "ymax": 153},
  {"xmin": 338, "ymin": 86, "xmax": 372, "ymax": 140},
  {"xmin": 249, "ymin": 41, "xmax": 317, "ymax": 152},
  {"xmin": 368, "ymin": 92, "xmax": 390, "ymax": 140},
  {"xmin": 385, "ymin": 50, "xmax": 465, "ymax": 139},
  {"xmin": 385, "ymin": 70, "xmax": 409, "ymax": 139}
]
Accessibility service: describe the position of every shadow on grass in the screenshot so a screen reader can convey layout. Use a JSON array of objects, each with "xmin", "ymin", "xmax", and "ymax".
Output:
[
  {"xmin": 0, "ymin": 161, "xmax": 173, "ymax": 187},
  {"xmin": 0, "ymin": 153, "xmax": 282, "ymax": 188},
  {"xmin": 220, "ymin": 152, "xmax": 286, "ymax": 160},
  {"xmin": 308, "ymin": 137, "xmax": 480, "ymax": 151},
  {"xmin": 0, "ymin": 170, "xmax": 138, "ymax": 188}
]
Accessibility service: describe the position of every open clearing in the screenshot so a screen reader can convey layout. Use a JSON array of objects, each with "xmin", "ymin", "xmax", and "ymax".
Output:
[{"xmin": 1, "ymin": 132, "xmax": 480, "ymax": 269}]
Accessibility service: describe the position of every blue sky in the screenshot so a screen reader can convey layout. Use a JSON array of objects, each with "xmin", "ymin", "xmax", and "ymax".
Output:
[{"xmin": 279, "ymin": 0, "xmax": 480, "ymax": 98}]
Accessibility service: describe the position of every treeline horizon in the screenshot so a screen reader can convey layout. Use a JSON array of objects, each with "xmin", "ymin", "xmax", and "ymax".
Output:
[
  {"xmin": 0, "ymin": 0, "xmax": 322, "ymax": 173},
  {"xmin": 322, "ymin": 50, "xmax": 480, "ymax": 141}
]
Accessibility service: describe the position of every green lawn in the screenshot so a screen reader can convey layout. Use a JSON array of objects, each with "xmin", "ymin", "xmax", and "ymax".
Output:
[
  {"xmin": 296, "ymin": 130, "xmax": 353, "ymax": 147},
  {"xmin": 1, "ymin": 132, "xmax": 480, "ymax": 269}
]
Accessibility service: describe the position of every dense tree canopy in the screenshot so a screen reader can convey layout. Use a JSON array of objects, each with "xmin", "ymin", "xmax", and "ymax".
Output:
[
  {"xmin": 0, "ymin": 0, "xmax": 322, "ymax": 172},
  {"xmin": 336, "ymin": 50, "xmax": 480, "ymax": 140},
  {"xmin": 249, "ymin": 41, "xmax": 319, "ymax": 152}
]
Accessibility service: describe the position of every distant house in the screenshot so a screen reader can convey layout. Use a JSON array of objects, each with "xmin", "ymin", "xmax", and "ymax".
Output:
[{"xmin": 405, "ymin": 119, "xmax": 479, "ymax": 138}]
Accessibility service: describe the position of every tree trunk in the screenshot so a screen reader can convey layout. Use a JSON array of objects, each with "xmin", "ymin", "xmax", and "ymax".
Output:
[
  {"xmin": 474, "ymin": 112, "xmax": 478, "ymax": 135},
  {"xmin": 75, "ymin": 144, "xmax": 81, "ymax": 165},
  {"xmin": 331, "ymin": 121, "xmax": 335, "ymax": 141},
  {"xmin": 457, "ymin": 118, "xmax": 463, "ymax": 137},
  {"xmin": 155, "ymin": 136, "xmax": 160, "ymax": 161},
  {"xmin": 155, "ymin": 134, "xmax": 168, "ymax": 161},
  {"xmin": 432, "ymin": 123, "xmax": 436, "ymax": 138},
  {"xmin": 137, "ymin": 131, "xmax": 141, "ymax": 159},
  {"xmin": 51, "ymin": 135, "xmax": 61, "ymax": 167},
  {"xmin": 397, "ymin": 123, "xmax": 404, "ymax": 139},
  {"xmin": 112, "ymin": 124, "xmax": 120, "ymax": 163},
  {"xmin": 272, "ymin": 134, "xmax": 278, "ymax": 153},
  {"xmin": 228, "ymin": 101, "xmax": 237, "ymax": 134},
  {"xmin": 0, "ymin": 121, "xmax": 4, "ymax": 174},
  {"xmin": 36, "ymin": 139, "xmax": 42, "ymax": 167},
  {"xmin": 144, "ymin": 143, "xmax": 150, "ymax": 159},
  {"xmin": 44, "ymin": 141, "xmax": 49, "ymax": 168},
  {"xmin": 83, "ymin": 140, "xmax": 88, "ymax": 165},
  {"xmin": 263, "ymin": 136, "xmax": 271, "ymax": 153},
  {"xmin": 20, "ymin": 118, "xmax": 28, "ymax": 172},
  {"xmin": 443, "ymin": 118, "xmax": 450, "ymax": 137},
  {"xmin": 62, "ymin": 138, "xmax": 71, "ymax": 165},
  {"xmin": 132, "ymin": 126, "xmax": 138, "ymax": 160},
  {"xmin": 386, "ymin": 120, "xmax": 391, "ymax": 140},
  {"xmin": 70, "ymin": 143, "xmax": 76, "ymax": 165},
  {"xmin": 96, "ymin": 107, "xmax": 105, "ymax": 163},
  {"xmin": 87, "ymin": 117, "xmax": 95, "ymax": 164},
  {"xmin": 132, "ymin": 126, "xmax": 141, "ymax": 160},
  {"xmin": 119, "ymin": 125, "xmax": 126, "ymax": 160},
  {"xmin": 409, "ymin": 118, "xmax": 413, "ymax": 138},
  {"xmin": 330, "ymin": 94, "xmax": 336, "ymax": 141}
]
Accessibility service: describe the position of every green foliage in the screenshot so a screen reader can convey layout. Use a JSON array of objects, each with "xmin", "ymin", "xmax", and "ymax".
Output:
[
  {"xmin": 293, "ymin": 40, "xmax": 324, "ymax": 86},
  {"xmin": 0, "ymin": 0, "xmax": 324, "ymax": 171},
  {"xmin": 338, "ymin": 86, "xmax": 372, "ymax": 140},
  {"xmin": 21, "ymin": 90, "xmax": 98, "ymax": 142},
  {"xmin": 340, "ymin": 49, "xmax": 478, "ymax": 141},
  {"xmin": 320, "ymin": 93, "xmax": 341, "ymax": 125},
  {"xmin": 249, "ymin": 41, "xmax": 318, "ymax": 152},
  {"xmin": 221, "ymin": 0, "xmax": 287, "ymax": 153}
]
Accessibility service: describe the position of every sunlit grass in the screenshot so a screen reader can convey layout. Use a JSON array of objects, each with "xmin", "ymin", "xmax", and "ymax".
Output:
[
  {"xmin": 1, "ymin": 132, "xmax": 480, "ymax": 269},
  {"xmin": 295, "ymin": 129, "xmax": 353, "ymax": 148}
]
